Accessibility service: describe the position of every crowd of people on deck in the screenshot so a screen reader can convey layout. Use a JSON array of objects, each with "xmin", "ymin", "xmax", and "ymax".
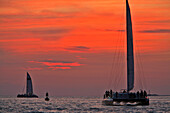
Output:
[
  {"xmin": 103, "ymin": 90, "xmax": 147, "ymax": 99},
  {"xmin": 104, "ymin": 90, "xmax": 113, "ymax": 98}
]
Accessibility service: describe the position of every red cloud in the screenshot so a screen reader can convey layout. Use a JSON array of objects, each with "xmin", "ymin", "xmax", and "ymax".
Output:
[
  {"xmin": 29, "ymin": 61, "xmax": 82, "ymax": 66},
  {"xmin": 41, "ymin": 62, "xmax": 82, "ymax": 66},
  {"xmin": 28, "ymin": 60, "xmax": 83, "ymax": 70}
]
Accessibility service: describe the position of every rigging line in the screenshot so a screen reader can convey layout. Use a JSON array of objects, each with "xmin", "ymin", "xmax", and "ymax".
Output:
[
  {"xmin": 107, "ymin": 37, "xmax": 118, "ymax": 89},
  {"xmin": 136, "ymin": 40, "xmax": 147, "ymax": 90},
  {"xmin": 118, "ymin": 29, "xmax": 126, "ymax": 90},
  {"xmin": 113, "ymin": 12, "xmax": 125, "ymax": 91},
  {"xmin": 119, "ymin": 29, "xmax": 126, "ymax": 88},
  {"xmin": 110, "ymin": 7, "xmax": 125, "ymax": 91},
  {"xmin": 115, "ymin": 3, "xmax": 126, "ymax": 91},
  {"xmin": 134, "ymin": 44, "xmax": 139, "ymax": 89},
  {"xmin": 113, "ymin": 34, "xmax": 122, "ymax": 89},
  {"xmin": 137, "ymin": 52, "xmax": 144, "ymax": 89},
  {"xmin": 107, "ymin": 3, "xmax": 125, "ymax": 90},
  {"xmin": 107, "ymin": 23, "xmax": 122, "ymax": 90},
  {"xmin": 112, "ymin": 48, "xmax": 121, "ymax": 90},
  {"xmin": 116, "ymin": 54, "xmax": 124, "ymax": 90},
  {"xmin": 111, "ymin": 22, "xmax": 125, "ymax": 90},
  {"xmin": 115, "ymin": 34, "xmax": 124, "ymax": 87},
  {"xmin": 106, "ymin": 20, "xmax": 123, "ymax": 90},
  {"xmin": 111, "ymin": 10, "xmax": 125, "ymax": 90},
  {"xmin": 105, "ymin": 32, "xmax": 114, "ymax": 89},
  {"xmin": 111, "ymin": 30, "xmax": 123, "ymax": 90},
  {"xmin": 133, "ymin": 26, "xmax": 144, "ymax": 90},
  {"xmin": 135, "ymin": 41, "xmax": 145, "ymax": 90},
  {"xmin": 106, "ymin": 29, "xmax": 120, "ymax": 89},
  {"xmin": 118, "ymin": 61, "xmax": 125, "ymax": 90},
  {"xmin": 136, "ymin": 52, "xmax": 143, "ymax": 89},
  {"xmin": 107, "ymin": 38, "xmax": 119, "ymax": 89},
  {"xmin": 137, "ymin": 45, "xmax": 147, "ymax": 89},
  {"xmin": 115, "ymin": 31, "xmax": 125, "ymax": 90},
  {"xmin": 134, "ymin": 40, "xmax": 141, "ymax": 89}
]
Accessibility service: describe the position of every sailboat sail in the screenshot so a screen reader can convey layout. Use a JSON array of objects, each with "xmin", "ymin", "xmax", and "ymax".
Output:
[
  {"xmin": 126, "ymin": 0, "xmax": 134, "ymax": 92},
  {"xmin": 26, "ymin": 72, "xmax": 33, "ymax": 95},
  {"xmin": 17, "ymin": 72, "xmax": 38, "ymax": 98}
]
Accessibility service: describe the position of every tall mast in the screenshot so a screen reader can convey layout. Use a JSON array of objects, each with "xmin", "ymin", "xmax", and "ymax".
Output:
[{"xmin": 126, "ymin": 0, "xmax": 134, "ymax": 92}]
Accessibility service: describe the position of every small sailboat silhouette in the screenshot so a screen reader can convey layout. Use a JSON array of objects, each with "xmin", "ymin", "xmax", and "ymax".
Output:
[{"xmin": 17, "ymin": 72, "xmax": 38, "ymax": 98}]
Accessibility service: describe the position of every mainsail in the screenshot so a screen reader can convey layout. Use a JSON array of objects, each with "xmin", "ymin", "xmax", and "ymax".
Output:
[
  {"xmin": 126, "ymin": 0, "xmax": 134, "ymax": 92},
  {"xmin": 26, "ymin": 72, "xmax": 33, "ymax": 95},
  {"xmin": 17, "ymin": 72, "xmax": 38, "ymax": 98}
]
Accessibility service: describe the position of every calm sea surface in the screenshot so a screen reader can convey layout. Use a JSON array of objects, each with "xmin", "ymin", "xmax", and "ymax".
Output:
[{"xmin": 0, "ymin": 96, "xmax": 170, "ymax": 113}]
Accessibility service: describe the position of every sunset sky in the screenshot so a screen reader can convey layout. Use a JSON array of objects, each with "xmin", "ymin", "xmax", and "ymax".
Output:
[{"xmin": 0, "ymin": 0, "xmax": 170, "ymax": 96}]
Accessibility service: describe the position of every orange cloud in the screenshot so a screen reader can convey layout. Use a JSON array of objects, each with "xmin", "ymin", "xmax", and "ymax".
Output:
[
  {"xmin": 40, "ymin": 62, "xmax": 82, "ymax": 67},
  {"xmin": 0, "ymin": 38, "xmax": 41, "ymax": 42},
  {"xmin": 28, "ymin": 60, "xmax": 83, "ymax": 70}
]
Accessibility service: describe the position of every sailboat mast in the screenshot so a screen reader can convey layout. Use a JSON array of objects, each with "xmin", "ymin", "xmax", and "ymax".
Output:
[{"xmin": 126, "ymin": 0, "xmax": 134, "ymax": 92}]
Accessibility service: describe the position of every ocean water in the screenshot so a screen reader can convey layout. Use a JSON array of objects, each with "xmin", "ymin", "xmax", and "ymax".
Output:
[{"xmin": 0, "ymin": 96, "xmax": 170, "ymax": 113}]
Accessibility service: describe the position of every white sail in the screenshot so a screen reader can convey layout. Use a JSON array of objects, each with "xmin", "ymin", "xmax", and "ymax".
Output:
[
  {"xmin": 126, "ymin": 0, "xmax": 134, "ymax": 92},
  {"xmin": 26, "ymin": 72, "xmax": 33, "ymax": 95}
]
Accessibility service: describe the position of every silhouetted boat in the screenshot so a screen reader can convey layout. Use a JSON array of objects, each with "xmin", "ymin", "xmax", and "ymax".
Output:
[
  {"xmin": 102, "ymin": 0, "xmax": 149, "ymax": 105},
  {"xmin": 17, "ymin": 72, "xmax": 38, "ymax": 98}
]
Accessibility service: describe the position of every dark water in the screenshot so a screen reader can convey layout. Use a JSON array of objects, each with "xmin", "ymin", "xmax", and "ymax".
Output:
[{"xmin": 0, "ymin": 96, "xmax": 170, "ymax": 112}]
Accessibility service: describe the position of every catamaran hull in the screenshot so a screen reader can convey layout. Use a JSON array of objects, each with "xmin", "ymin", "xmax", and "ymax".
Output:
[
  {"xmin": 113, "ymin": 98, "xmax": 149, "ymax": 105},
  {"xmin": 102, "ymin": 99, "xmax": 113, "ymax": 106},
  {"xmin": 102, "ymin": 98, "xmax": 149, "ymax": 106},
  {"xmin": 17, "ymin": 94, "xmax": 38, "ymax": 98}
]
